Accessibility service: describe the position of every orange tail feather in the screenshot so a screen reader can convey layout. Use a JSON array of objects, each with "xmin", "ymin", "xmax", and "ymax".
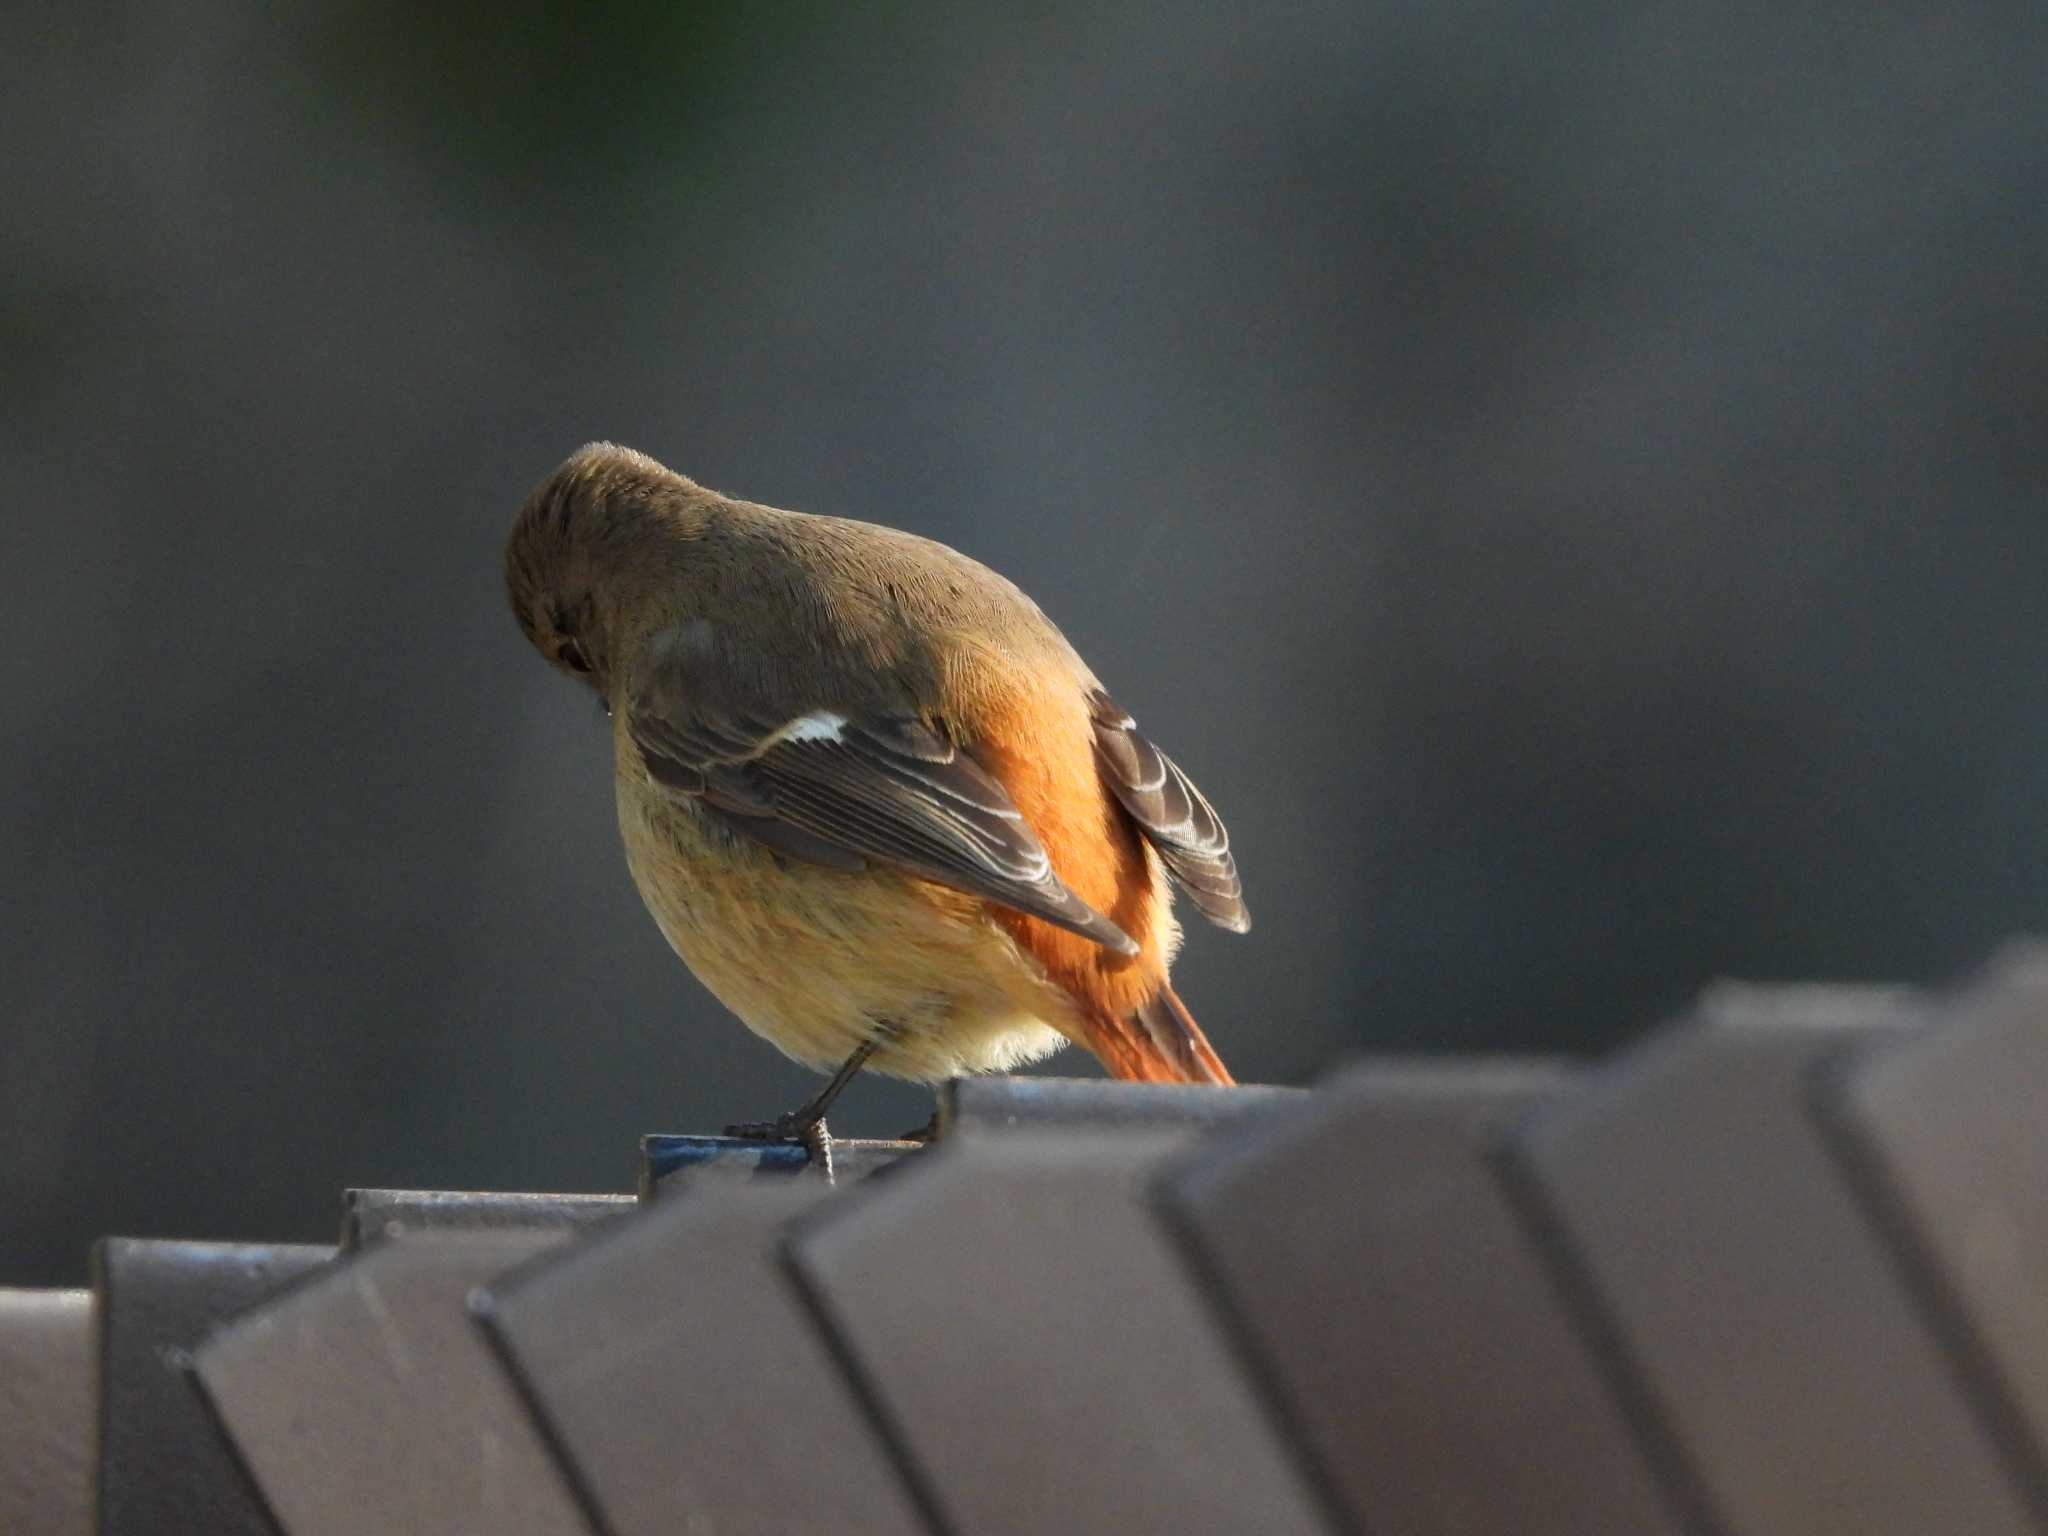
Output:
[{"xmin": 1083, "ymin": 983, "xmax": 1235, "ymax": 1085}]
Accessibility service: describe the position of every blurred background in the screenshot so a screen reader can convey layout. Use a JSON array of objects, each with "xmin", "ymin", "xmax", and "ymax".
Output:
[{"xmin": 5, "ymin": 0, "xmax": 2045, "ymax": 1284}]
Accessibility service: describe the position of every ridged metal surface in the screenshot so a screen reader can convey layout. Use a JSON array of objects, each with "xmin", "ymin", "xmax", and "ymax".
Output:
[{"xmin": 12, "ymin": 964, "xmax": 2048, "ymax": 1536}]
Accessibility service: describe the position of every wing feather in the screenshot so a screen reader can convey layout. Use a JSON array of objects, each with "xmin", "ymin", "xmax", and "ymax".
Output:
[
  {"xmin": 1089, "ymin": 689, "xmax": 1250, "ymax": 933},
  {"xmin": 626, "ymin": 630, "xmax": 1139, "ymax": 955}
]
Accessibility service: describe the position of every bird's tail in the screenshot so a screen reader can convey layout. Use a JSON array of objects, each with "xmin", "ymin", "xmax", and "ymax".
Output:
[{"xmin": 1085, "ymin": 983, "xmax": 1235, "ymax": 1085}]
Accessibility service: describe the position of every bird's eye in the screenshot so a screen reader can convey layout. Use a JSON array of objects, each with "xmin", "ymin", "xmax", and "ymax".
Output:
[{"xmin": 558, "ymin": 639, "xmax": 593, "ymax": 674}]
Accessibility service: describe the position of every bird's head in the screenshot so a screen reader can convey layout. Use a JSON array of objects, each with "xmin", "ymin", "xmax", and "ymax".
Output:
[{"xmin": 504, "ymin": 441, "xmax": 705, "ymax": 701}]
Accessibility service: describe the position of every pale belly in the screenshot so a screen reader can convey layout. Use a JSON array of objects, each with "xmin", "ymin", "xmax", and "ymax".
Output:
[{"xmin": 615, "ymin": 778, "xmax": 1079, "ymax": 1081}]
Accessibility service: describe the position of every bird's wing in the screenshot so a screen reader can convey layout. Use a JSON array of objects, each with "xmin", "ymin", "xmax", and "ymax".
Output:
[
  {"xmin": 1088, "ymin": 690, "xmax": 1250, "ymax": 933},
  {"xmin": 626, "ymin": 628, "xmax": 1140, "ymax": 955}
]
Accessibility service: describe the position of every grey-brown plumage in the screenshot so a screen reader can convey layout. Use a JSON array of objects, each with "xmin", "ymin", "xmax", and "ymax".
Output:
[{"xmin": 504, "ymin": 441, "xmax": 1249, "ymax": 1089}]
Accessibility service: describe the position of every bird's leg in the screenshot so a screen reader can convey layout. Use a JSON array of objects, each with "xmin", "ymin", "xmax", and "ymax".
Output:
[
  {"xmin": 895, "ymin": 1110, "xmax": 941, "ymax": 1143},
  {"xmin": 725, "ymin": 1035, "xmax": 881, "ymax": 1145}
]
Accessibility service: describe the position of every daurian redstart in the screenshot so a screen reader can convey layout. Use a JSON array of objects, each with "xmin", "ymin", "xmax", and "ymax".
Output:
[{"xmin": 506, "ymin": 444, "xmax": 1248, "ymax": 1134}]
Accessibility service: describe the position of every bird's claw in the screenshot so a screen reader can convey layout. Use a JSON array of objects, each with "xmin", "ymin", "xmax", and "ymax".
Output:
[
  {"xmin": 723, "ymin": 1114, "xmax": 837, "ymax": 1179},
  {"xmin": 724, "ymin": 1112, "xmax": 826, "ymax": 1145}
]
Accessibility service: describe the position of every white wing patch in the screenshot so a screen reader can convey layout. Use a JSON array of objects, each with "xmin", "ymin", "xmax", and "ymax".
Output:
[{"xmin": 776, "ymin": 711, "xmax": 849, "ymax": 745}]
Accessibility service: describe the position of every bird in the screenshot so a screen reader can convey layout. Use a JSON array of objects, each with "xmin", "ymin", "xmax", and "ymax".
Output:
[{"xmin": 504, "ymin": 443, "xmax": 1249, "ymax": 1141}]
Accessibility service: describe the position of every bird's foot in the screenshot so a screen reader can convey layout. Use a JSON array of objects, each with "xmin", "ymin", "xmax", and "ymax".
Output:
[
  {"xmin": 723, "ymin": 1110, "xmax": 825, "ymax": 1144},
  {"xmin": 724, "ymin": 1112, "xmax": 837, "ymax": 1176},
  {"xmin": 724, "ymin": 1122, "xmax": 835, "ymax": 1179},
  {"xmin": 896, "ymin": 1111, "xmax": 941, "ymax": 1144}
]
